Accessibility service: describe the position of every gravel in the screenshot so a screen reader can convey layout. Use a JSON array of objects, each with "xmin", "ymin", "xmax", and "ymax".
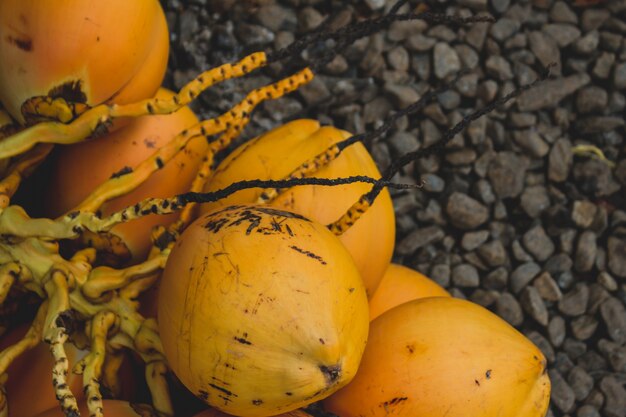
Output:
[{"xmin": 160, "ymin": 1, "xmax": 626, "ymax": 416}]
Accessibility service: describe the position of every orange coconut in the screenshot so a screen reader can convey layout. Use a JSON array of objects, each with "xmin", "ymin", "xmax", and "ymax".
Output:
[
  {"xmin": 368, "ymin": 263, "xmax": 450, "ymax": 320},
  {"xmin": 324, "ymin": 297, "xmax": 551, "ymax": 417},
  {"xmin": 200, "ymin": 119, "xmax": 395, "ymax": 297},
  {"xmin": 193, "ymin": 408, "xmax": 313, "ymax": 417},
  {"xmin": 45, "ymin": 88, "xmax": 207, "ymax": 261},
  {"xmin": 0, "ymin": 0, "xmax": 168, "ymax": 124}
]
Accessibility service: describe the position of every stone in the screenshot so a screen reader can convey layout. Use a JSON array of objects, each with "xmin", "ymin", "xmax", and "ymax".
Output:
[
  {"xmin": 452, "ymin": 263, "xmax": 480, "ymax": 287},
  {"xmin": 558, "ymin": 283, "xmax": 589, "ymax": 317},
  {"xmin": 484, "ymin": 267, "xmax": 508, "ymax": 290},
  {"xmin": 549, "ymin": 138, "xmax": 573, "ymax": 182},
  {"xmin": 477, "ymin": 240, "xmax": 507, "ymax": 267},
  {"xmin": 513, "ymin": 129, "xmax": 550, "ymax": 158},
  {"xmin": 461, "ymin": 230, "xmax": 490, "ymax": 251},
  {"xmin": 543, "ymin": 23, "xmax": 581, "ymax": 47},
  {"xmin": 490, "ymin": 18, "xmax": 520, "ymax": 41},
  {"xmin": 446, "ymin": 192, "xmax": 489, "ymax": 230},
  {"xmin": 614, "ymin": 62, "xmax": 626, "ymax": 90},
  {"xmin": 494, "ymin": 292, "xmax": 523, "ymax": 326},
  {"xmin": 573, "ymin": 30, "xmax": 600, "ymax": 55},
  {"xmin": 548, "ymin": 316, "xmax": 566, "ymax": 347},
  {"xmin": 608, "ymin": 237, "xmax": 626, "ymax": 278},
  {"xmin": 517, "ymin": 74, "xmax": 590, "ymax": 111},
  {"xmin": 430, "ymin": 264, "xmax": 451, "ymax": 288},
  {"xmin": 550, "ymin": 1, "xmax": 578, "ymax": 24},
  {"xmin": 599, "ymin": 376, "xmax": 626, "ymax": 417},
  {"xmin": 549, "ymin": 369, "xmax": 576, "ymax": 413},
  {"xmin": 572, "ymin": 200, "xmax": 598, "ymax": 228},
  {"xmin": 396, "ymin": 225, "xmax": 445, "ymax": 256},
  {"xmin": 433, "ymin": 42, "xmax": 461, "ymax": 79},
  {"xmin": 520, "ymin": 287, "xmax": 549, "ymax": 325},
  {"xmin": 593, "ymin": 52, "xmax": 616, "ymax": 79},
  {"xmin": 523, "ymin": 226, "xmax": 555, "ymax": 262},
  {"xmin": 528, "ymin": 30, "xmax": 561, "ymax": 72},
  {"xmin": 488, "ymin": 152, "xmax": 528, "ymax": 198},
  {"xmin": 567, "ymin": 366, "xmax": 594, "ymax": 401},
  {"xmin": 575, "ymin": 231, "xmax": 597, "ymax": 272},
  {"xmin": 388, "ymin": 131, "xmax": 419, "ymax": 155},
  {"xmin": 511, "ymin": 262, "xmax": 541, "ymax": 294},
  {"xmin": 576, "ymin": 86, "xmax": 609, "ymax": 114},
  {"xmin": 571, "ymin": 315, "xmax": 598, "ymax": 340},
  {"xmin": 520, "ymin": 185, "xmax": 550, "ymax": 219},
  {"xmin": 534, "ymin": 271, "xmax": 563, "ymax": 301},
  {"xmin": 600, "ymin": 297, "xmax": 626, "ymax": 345}
]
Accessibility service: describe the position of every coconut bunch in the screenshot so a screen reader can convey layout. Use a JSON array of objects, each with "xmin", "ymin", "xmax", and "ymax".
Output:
[{"xmin": 0, "ymin": 1, "xmax": 550, "ymax": 417}]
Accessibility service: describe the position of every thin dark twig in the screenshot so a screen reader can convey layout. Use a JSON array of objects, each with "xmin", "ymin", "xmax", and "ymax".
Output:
[{"xmin": 174, "ymin": 176, "xmax": 419, "ymax": 206}]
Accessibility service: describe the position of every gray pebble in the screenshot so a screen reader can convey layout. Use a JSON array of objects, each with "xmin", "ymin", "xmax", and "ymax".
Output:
[
  {"xmin": 491, "ymin": 0, "xmax": 510, "ymax": 13},
  {"xmin": 549, "ymin": 369, "xmax": 576, "ymax": 413},
  {"xmin": 568, "ymin": 366, "xmax": 594, "ymax": 401},
  {"xmin": 581, "ymin": 8, "xmax": 610, "ymax": 32},
  {"xmin": 490, "ymin": 18, "xmax": 520, "ymax": 41},
  {"xmin": 406, "ymin": 34, "xmax": 436, "ymax": 52},
  {"xmin": 512, "ymin": 239, "xmax": 534, "ymax": 262},
  {"xmin": 446, "ymin": 192, "xmax": 489, "ymax": 230},
  {"xmin": 387, "ymin": 46, "xmax": 410, "ymax": 72},
  {"xmin": 455, "ymin": 73, "xmax": 479, "ymax": 97},
  {"xmin": 430, "ymin": 263, "xmax": 451, "ymax": 288},
  {"xmin": 477, "ymin": 240, "xmax": 507, "ymax": 267},
  {"xmin": 495, "ymin": 292, "xmax": 524, "ymax": 326},
  {"xmin": 548, "ymin": 316, "xmax": 567, "ymax": 347},
  {"xmin": 521, "ymin": 286, "xmax": 549, "ymax": 325},
  {"xmin": 462, "ymin": 230, "xmax": 490, "ymax": 251},
  {"xmin": 455, "ymin": 44, "xmax": 480, "ymax": 70},
  {"xmin": 575, "ymin": 231, "xmax": 597, "ymax": 272},
  {"xmin": 511, "ymin": 262, "xmax": 541, "ymax": 294},
  {"xmin": 544, "ymin": 23, "xmax": 581, "ymax": 47},
  {"xmin": 598, "ymin": 271, "xmax": 618, "ymax": 292},
  {"xmin": 608, "ymin": 236, "xmax": 626, "ymax": 278},
  {"xmin": 521, "ymin": 185, "xmax": 550, "ymax": 218},
  {"xmin": 529, "ymin": 30, "xmax": 561, "ymax": 72},
  {"xmin": 485, "ymin": 55, "xmax": 514, "ymax": 80},
  {"xmin": 571, "ymin": 315, "xmax": 598, "ymax": 341},
  {"xmin": 517, "ymin": 73, "xmax": 590, "ymax": 111},
  {"xmin": 576, "ymin": 86, "xmax": 609, "ymax": 114},
  {"xmin": 573, "ymin": 31, "xmax": 600, "ymax": 55},
  {"xmin": 534, "ymin": 271, "xmax": 563, "ymax": 301},
  {"xmin": 523, "ymin": 225, "xmax": 555, "ymax": 262},
  {"xmin": 550, "ymin": 1, "xmax": 578, "ymax": 24},
  {"xmin": 558, "ymin": 283, "xmax": 589, "ymax": 317},
  {"xmin": 488, "ymin": 151, "xmax": 528, "ymax": 198},
  {"xmin": 600, "ymin": 297, "xmax": 626, "ymax": 345},
  {"xmin": 421, "ymin": 173, "xmax": 445, "ymax": 193},
  {"xmin": 599, "ymin": 376, "xmax": 626, "ymax": 417},
  {"xmin": 513, "ymin": 129, "xmax": 550, "ymax": 158},
  {"xmin": 613, "ymin": 62, "xmax": 626, "ymax": 90},
  {"xmin": 577, "ymin": 405, "xmax": 601, "ymax": 417},
  {"xmin": 433, "ymin": 42, "xmax": 461, "ymax": 79},
  {"xmin": 396, "ymin": 225, "xmax": 445, "ymax": 256},
  {"xmin": 452, "ymin": 263, "xmax": 480, "ymax": 287},
  {"xmin": 572, "ymin": 200, "xmax": 598, "ymax": 228},
  {"xmin": 529, "ymin": 331, "xmax": 555, "ymax": 362},
  {"xmin": 388, "ymin": 131, "xmax": 419, "ymax": 155},
  {"xmin": 484, "ymin": 266, "xmax": 508, "ymax": 290}
]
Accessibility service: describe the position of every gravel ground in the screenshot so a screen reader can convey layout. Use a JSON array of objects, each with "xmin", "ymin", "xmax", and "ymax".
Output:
[{"xmin": 159, "ymin": 0, "xmax": 626, "ymax": 416}]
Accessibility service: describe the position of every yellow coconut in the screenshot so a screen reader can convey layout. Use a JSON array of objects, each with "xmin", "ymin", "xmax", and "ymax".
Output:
[
  {"xmin": 45, "ymin": 88, "xmax": 206, "ymax": 261},
  {"xmin": 158, "ymin": 205, "xmax": 369, "ymax": 417},
  {"xmin": 0, "ymin": 0, "xmax": 168, "ymax": 123},
  {"xmin": 192, "ymin": 407, "xmax": 313, "ymax": 417},
  {"xmin": 324, "ymin": 297, "xmax": 551, "ymax": 417},
  {"xmin": 201, "ymin": 119, "xmax": 395, "ymax": 297},
  {"xmin": 368, "ymin": 263, "xmax": 450, "ymax": 320}
]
